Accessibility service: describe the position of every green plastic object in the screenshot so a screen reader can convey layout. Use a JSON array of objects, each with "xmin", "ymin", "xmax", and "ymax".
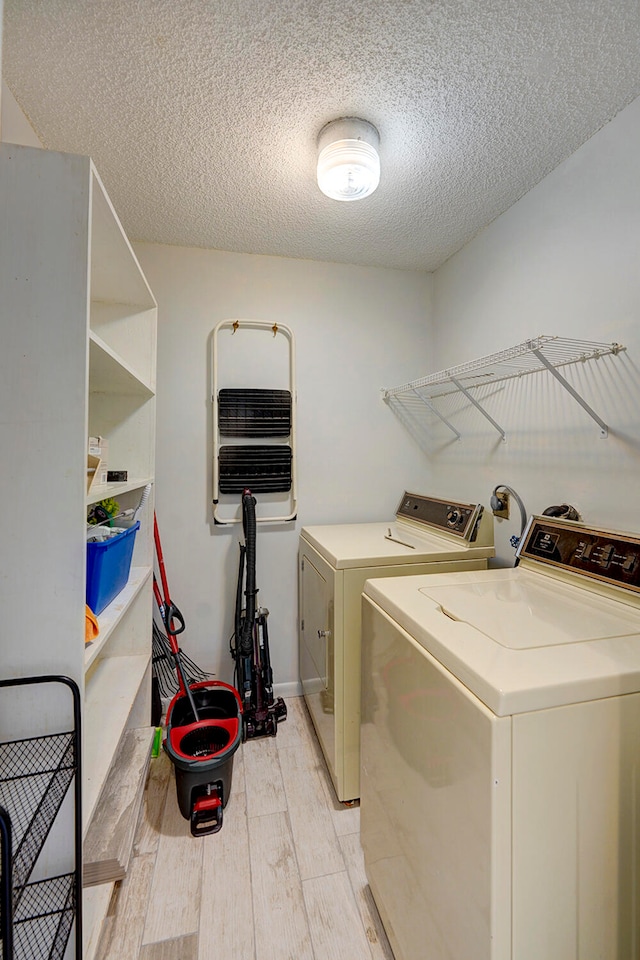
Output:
[{"xmin": 152, "ymin": 726, "xmax": 163, "ymax": 758}]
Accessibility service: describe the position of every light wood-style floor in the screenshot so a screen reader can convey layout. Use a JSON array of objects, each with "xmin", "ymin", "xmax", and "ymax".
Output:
[{"xmin": 95, "ymin": 697, "xmax": 395, "ymax": 960}]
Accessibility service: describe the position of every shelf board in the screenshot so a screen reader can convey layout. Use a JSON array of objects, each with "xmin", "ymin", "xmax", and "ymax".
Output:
[
  {"xmin": 83, "ymin": 653, "xmax": 151, "ymax": 830},
  {"xmin": 84, "ymin": 567, "xmax": 152, "ymax": 671},
  {"xmin": 83, "ymin": 726, "xmax": 154, "ymax": 886},
  {"xmin": 90, "ymin": 331, "xmax": 155, "ymax": 397},
  {"xmin": 86, "ymin": 477, "xmax": 153, "ymax": 507}
]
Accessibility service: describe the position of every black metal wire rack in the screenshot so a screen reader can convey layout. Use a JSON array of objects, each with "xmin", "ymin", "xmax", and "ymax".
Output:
[{"xmin": 0, "ymin": 676, "xmax": 82, "ymax": 960}]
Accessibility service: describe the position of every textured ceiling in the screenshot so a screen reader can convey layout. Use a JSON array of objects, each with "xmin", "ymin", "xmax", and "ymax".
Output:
[{"xmin": 3, "ymin": 0, "xmax": 640, "ymax": 271}]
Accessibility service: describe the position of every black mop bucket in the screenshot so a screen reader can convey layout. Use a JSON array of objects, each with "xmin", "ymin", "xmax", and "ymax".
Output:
[{"xmin": 164, "ymin": 680, "xmax": 243, "ymax": 836}]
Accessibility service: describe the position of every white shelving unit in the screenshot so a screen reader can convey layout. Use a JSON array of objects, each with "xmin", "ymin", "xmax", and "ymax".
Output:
[
  {"xmin": 0, "ymin": 142, "xmax": 157, "ymax": 959},
  {"xmin": 382, "ymin": 336, "xmax": 625, "ymax": 440}
]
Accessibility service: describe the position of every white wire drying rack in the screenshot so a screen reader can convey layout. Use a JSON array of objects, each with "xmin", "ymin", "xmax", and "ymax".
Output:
[{"xmin": 382, "ymin": 336, "xmax": 626, "ymax": 440}]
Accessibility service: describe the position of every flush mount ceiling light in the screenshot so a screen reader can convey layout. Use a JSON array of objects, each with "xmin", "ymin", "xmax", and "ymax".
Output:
[{"xmin": 316, "ymin": 117, "xmax": 380, "ymax": 202}]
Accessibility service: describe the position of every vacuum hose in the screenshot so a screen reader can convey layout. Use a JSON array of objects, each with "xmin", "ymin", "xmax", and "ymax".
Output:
[
  {"xmin": 234, "ymin": 543, "xmax": 246, "ymax": 654},
  {"xmin": 239, "ymin": 490, "xmax": 257, "ymax": 657}
]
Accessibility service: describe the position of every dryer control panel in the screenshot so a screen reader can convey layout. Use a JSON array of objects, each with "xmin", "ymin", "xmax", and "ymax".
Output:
[
  {"xmin": 519, "ymin": 517, "xmax": 640, "ymax": 593},
  {"xmin": 396, "ymin": 492, "xmax": 484, "ymax": 541}
]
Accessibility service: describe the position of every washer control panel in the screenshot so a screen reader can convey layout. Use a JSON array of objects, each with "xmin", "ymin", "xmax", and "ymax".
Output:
[
  {"xmin": 519, "ymin": 517, "xmax": 640, "ymax": 592},
  {"xmin": 396, "ymin": 492, "xmax": 484, "ymax": 541}
]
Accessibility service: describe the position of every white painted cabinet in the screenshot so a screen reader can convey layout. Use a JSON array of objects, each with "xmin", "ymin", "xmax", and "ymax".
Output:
[{"xmin": 0, "ymin": 143, "xmax": 157, "ymax": 956}]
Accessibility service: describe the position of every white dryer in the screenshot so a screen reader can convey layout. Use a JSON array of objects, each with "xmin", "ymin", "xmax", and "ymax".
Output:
[
  {"xmin": 360, "ymin": 515, "xmax": 640, "ymax": 960},
  {"xmin": 298, "ymin": 492, "xmax": 494, "ymax": 802}
]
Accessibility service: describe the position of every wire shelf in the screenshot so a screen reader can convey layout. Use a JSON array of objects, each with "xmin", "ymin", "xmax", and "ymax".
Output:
[
  {"xmin": 382, "ymin": 336, "xmax": 626, "ymax": 440},
  {"xmin": 383, "ymin": 337, "xmax": 625, "ymax": 398}
]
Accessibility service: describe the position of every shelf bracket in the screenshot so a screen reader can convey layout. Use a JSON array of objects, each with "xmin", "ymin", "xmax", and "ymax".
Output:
[
  {"xmin": 411, "ymin": 388, "xmax": 461, "ymax": 440},
  {"xmin": 530, "ymin": 348, "xmax": 609, "ymax": 438},
  {"xmin": 449, "ymin": 376, "xmax": 506, "ymax": 441}
]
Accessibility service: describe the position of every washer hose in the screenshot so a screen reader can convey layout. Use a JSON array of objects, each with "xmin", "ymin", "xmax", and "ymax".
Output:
[{"xmin": 542, "ymin": 503, "xmax": 581, "ymax": 521}]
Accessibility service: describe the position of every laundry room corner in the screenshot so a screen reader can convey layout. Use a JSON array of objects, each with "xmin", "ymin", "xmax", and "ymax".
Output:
[
  {"xmin": 133, "ymin": 242, "xmax": 435, "ymax": 688},
  {"xmin": 427, "ymin": 94, "xmax": 640, "ymax": 566}
]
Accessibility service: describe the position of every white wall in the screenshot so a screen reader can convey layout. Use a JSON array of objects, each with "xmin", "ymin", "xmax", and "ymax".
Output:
[
  {"xmin": 0, "ymin": 4, "xmax": 3, "ymax": 127},
  {"xmin": 0, "ymin": 79, "xmax": 43, "ymax": 146},
  {"xmin": 0, "ymin": 4, "xmax": 3, "ymax": 122},
  {"xmin": 430, "ymin": 95, "xmax": 640, "ymax": 565},
  {"xmin": 134, "ymin": 243, "xmax": 433, "ymax": 690}
]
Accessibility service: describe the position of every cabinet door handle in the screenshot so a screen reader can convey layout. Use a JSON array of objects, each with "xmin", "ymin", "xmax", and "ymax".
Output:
[{"xmin": 318, "ymin": 629, "xmax": 331, "ymax": 638}]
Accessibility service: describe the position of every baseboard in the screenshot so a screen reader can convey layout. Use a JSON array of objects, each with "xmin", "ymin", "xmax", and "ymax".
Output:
[{"xmin": 275, "ymin": 680, "xmax": 303, "ymax": 699}]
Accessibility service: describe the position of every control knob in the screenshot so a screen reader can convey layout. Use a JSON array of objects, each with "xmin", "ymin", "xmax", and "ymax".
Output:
[{"xmin": 446, "ymin": 508, "xmax": 462, "ymax": 527}]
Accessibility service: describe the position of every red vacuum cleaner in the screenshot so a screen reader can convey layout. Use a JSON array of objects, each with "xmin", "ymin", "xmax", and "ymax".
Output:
[
  {"xmin": 155, "ymin": 513, "xmax": 242, "ymax": 836},
  {"xmin": 231, "ymin": 489, "xmax": 287, "ymax": 739}
]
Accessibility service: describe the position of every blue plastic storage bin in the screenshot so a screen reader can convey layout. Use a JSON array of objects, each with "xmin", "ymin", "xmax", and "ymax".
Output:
[{"xmin": 86, "ymin": 521, "xmax": 140, "ymax": 615}]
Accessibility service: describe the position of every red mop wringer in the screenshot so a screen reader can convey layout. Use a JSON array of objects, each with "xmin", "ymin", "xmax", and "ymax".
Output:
[
  {"xmin": 159, "ymin": 487, "xmax": 286, "ymax": 836},
  {"xmin": 155, "ymin": 513, "xmax": 242, "ymax": 837}
]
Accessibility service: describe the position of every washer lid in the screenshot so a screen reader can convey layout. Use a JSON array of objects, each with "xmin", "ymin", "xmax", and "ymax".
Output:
[
  {"xmin": 421, "ymin": 574, "xmax": 640, "ymax": 649},
  {"xmin": 363, "ymin": 568, "xmax": 640, "ymax": 716}
]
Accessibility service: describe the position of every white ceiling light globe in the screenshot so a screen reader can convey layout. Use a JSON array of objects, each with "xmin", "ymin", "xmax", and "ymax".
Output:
[{"xmin": 317, "ymin": 118, "xmax": 380, "ymax": 202}]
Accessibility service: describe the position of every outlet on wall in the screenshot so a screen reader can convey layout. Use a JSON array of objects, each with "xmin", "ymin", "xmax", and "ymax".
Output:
[{"xmin": 491, "ymin": 489, "xmax": 510, "ymax": 519}]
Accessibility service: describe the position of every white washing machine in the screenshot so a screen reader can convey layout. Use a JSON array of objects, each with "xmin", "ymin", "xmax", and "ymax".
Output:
[
  {"xmin": 360, "ymin": 515, "xmax": 640, "ymax": 960},
  {"xmin": 298, "ymin": 492, "xmax": 494, "ymax": 802}
]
